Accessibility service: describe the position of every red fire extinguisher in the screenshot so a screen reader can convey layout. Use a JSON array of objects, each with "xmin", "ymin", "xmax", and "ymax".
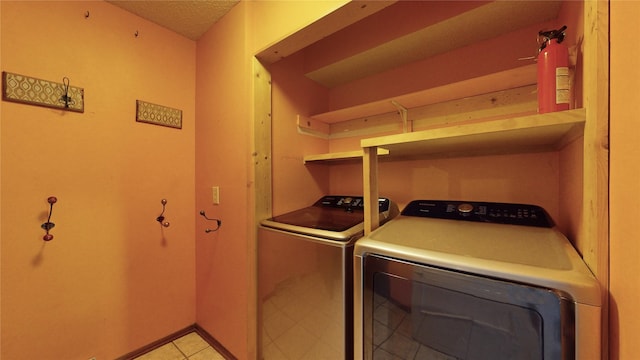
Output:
[{"xmin": 537, "ymin": 26, "xmax": 570, "ymax": 114}]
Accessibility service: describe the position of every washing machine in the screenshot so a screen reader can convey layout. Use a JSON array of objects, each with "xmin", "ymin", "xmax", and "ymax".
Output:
[
  {"xmin": 354, "ymin": 200, "xmax": 601, "ymax": 360},
  {"xmin": 258, "ymin": 195, "xmax": 398, "ymax": 360}
]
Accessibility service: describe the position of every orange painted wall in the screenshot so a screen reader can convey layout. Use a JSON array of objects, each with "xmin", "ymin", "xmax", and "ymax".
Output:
[
  {"xmin": 0, "ymin": 1, "xmax": 196, "ymax": 359},
  {"xmin": 269, "ymin": 52, "xmax": 331, "ymax": 215},
  {"xmin": 194, "ymin": 2, "xmax": 251, "ymax": 357},
  {"xmin": 326, "ymin": 20, "xmax": 558, "ymax": 111},
  {"xmin": 609, "ymin": 1, "xmax": 640, "ymax": 359},
  {"xmin": 327, "ymin": 152, "xmax": 561, "ymax": 222},
  {"xmin": 194, "ymin": 2, "xmax": 349, "ymax": 358}
]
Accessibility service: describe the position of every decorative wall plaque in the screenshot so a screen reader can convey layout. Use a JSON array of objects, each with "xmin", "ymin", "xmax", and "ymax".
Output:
[
  {"xmin": 2, "ymin": 72, "xmax": 84, "ymax": 112},
  {"xmin": 136, "ymin": 100, "xmax": 182, "ymax": 129}
]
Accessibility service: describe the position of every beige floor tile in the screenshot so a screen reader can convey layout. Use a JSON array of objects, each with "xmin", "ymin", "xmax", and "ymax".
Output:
[
  {"xmin": 188, "ymin": 346, "xmax": 226, "ymax": 360},
  {"xmin": 300, "ymin": 340, "xmax": 342, "ymax": 360},
  {"xmin": 173, "ymin": 332, "xmax": 210, "ymax": 356},
  {"xmin": 262, "ymin": 341, "xmax": 287, "ymax": 360},
  {"xmin": 133, "ymin": 343, "xmax": 185, "ymax": 360}
]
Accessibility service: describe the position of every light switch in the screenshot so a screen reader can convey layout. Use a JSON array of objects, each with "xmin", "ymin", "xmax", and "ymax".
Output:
[{"xmin": 212, "ymin": 186, "xmax": 220, "ymax": 205}]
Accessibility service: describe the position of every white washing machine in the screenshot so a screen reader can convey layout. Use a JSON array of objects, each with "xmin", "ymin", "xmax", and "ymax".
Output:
[
  {"xmin": 354, "ymin": 200, "xmax": 601, "ymax": 360},
  {"xmin": 259, "ymin": 195, "xmax": 398, "ymax": 359}
]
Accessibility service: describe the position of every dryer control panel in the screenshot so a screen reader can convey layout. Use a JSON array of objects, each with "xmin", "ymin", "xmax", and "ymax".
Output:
[{"xmin": 401, "ymin": 200, "xmax": 553, "ymax": 228}]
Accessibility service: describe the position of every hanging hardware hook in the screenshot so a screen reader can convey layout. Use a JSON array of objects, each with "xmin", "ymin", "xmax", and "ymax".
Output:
[
  {"xmin": 59, "ymin": 77, "xmax": 74, "ymax": 108},
  {"xmin": 199, "ymin": 210, "xmax": 222, "ymax": 233},
  {"xmin": 41, "ymin": 196, "xmax": 57, "ymax": 241},
  {"xmin": 156, "ymin": 199, "xmax": 170, "ymax": 227}
]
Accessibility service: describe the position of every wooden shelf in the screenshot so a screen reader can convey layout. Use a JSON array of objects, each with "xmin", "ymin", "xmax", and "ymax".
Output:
[
  {"xmin": 304, "ymin": 1, "xmax": 561, "ymax": 88},
  {"xmin": 303, "ymin": 108, "xmax": 584, "ymax": 164},
  {"xmin": 361, "ymin": 108, "xmax": 585, "ymax": 158},
  {"xmin": 310, "ymin": 65, "xmax": 537, "ymax": 124},
  {"xmin": 303, "ymin": 148, "xmax": 390, "ymax": 164}
]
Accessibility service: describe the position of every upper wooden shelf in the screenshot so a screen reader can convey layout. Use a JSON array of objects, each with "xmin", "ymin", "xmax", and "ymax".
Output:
[
  {"xmin": 361, "ymin": 108, "xmax": 585, "ymax": 159},
  {"xmin": 304, "ymin": 1, "xmax": 562, "ymax": 88},
  {"xmin": 310, "ymin": 65, "xmax": 538, "ymax": 125}
]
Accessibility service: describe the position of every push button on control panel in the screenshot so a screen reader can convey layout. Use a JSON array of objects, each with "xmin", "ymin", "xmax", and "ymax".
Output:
[{"xmin": 457, "ymin": 203, "xmax": 474, "ymax": 216}]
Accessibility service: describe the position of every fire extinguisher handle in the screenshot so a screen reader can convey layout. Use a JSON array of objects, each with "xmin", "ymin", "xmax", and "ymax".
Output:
[{"xmin": 539, "ymin": 25, "xmax": 567, "ymax": 42}]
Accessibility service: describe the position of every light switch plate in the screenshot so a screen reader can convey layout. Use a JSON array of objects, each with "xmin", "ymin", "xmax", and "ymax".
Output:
[{"xmin": 212, "ymin": 186, "xmax": 220, "ymax": 205}]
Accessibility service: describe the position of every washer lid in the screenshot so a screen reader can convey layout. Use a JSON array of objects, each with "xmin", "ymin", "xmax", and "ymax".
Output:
[
  {"xmin": 261, "ymin": 196, "xmax": 397, "ymax": 241},
  {"xmin": 356, "ymin": 215, "xmax": 601, "ymax": 306},
  {"xmin": 269, "ymin": 205, "xmax": 364, "ymax": 232}
]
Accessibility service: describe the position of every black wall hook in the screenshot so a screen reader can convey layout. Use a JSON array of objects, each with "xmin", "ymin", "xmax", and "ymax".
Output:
[
  {"xmin": 199, "ymin": 210, "xmax": 221, "ymax": 233},
  {"xmin": 156, "ymin": 199, "xmax": 170, "ymax": 227},
  {"xmin": 41, "ymin": 196, "xmax": 57, "ymax": 241},
  {"xmin": 59, "ymin": 77, "xmax": 75, "ymax": 108}
]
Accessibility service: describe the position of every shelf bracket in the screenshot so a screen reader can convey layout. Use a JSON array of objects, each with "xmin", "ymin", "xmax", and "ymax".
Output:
[
  {"xmin": 297, "ymin": 114, "xmax": 330, "ymax": 139},
  {"xmin": 391, "ymin": 100, "xmax": 411, "ymax": 133}
]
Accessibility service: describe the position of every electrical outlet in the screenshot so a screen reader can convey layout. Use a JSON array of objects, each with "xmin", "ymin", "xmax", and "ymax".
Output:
[{"xmin": 212, "ymin": 186, "xmax": 220, "ymax": 205}]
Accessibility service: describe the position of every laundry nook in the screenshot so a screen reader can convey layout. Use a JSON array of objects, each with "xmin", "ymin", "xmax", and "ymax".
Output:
[{"xmin": 0, "ymin": 1, "xmax": 636, "ymax": 360}]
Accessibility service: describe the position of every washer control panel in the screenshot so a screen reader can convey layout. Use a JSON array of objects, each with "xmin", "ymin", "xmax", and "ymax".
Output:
[
  {"xmin": 401, "ymin": 200, "xmax": 553, "ymax": 228},
  {"xmin": 315, "ymin": 196, "xmax": 392, "ymax": 212}
]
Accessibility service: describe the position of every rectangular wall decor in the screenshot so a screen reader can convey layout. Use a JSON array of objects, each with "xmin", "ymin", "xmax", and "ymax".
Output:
[
  {"xmin": 136, "ymin": 100, "xmax": 182, "ymax": 129},
  {"xmin": 2, "ymin": 71, "xmax": 84, "ymax": 112}
]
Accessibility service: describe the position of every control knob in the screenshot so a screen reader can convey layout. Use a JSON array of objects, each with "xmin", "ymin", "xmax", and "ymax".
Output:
[
  {"xmin": 457, "ymin": 203, "xmax": 474, "ymax": 216},
  {"xmin": 343, "ymin": 197, "xmax": 354, "ymax": 212}
]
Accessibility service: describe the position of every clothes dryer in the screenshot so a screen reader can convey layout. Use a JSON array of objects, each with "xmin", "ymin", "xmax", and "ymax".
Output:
[{"xmin": 354, "ymin": 200, "xmax": 601, "ymax": 360}]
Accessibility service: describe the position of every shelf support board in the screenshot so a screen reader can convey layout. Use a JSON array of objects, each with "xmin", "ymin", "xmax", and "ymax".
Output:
[
  {"xmin": 363, "ymin": 147, "xmax": 379, "ymax": 235},
  {"xmin": 391, "ymin": 100, "xmax": 411, "ymax": 133},
  {"xmin": 297, "ymin": 114, "xmax": 330, "ymax": 139},
  {"xmin": 303, "ymin": 148, "xmax": 389, "ymax": 164}
]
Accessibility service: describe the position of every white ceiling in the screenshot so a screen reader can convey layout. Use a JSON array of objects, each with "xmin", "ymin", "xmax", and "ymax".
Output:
[{"xmin": 107, "ymin": 0, "xmax": 240, "ymax": 40}]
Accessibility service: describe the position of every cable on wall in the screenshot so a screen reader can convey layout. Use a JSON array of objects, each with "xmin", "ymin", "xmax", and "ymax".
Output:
[{"xmin": 199, "ymin": 210, "xmax": 222, "ymax": 233}]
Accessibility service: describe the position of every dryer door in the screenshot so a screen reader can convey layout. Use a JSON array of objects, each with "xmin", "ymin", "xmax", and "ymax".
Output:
[{"xmin": 362, "ymin": 255, "xmax": 574, "ymax": 360}]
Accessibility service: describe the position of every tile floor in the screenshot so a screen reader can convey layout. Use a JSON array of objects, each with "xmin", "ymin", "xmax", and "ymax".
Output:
[{"xmin": 133, "ymin": 332, "xmax": 225, "ymax": 360}]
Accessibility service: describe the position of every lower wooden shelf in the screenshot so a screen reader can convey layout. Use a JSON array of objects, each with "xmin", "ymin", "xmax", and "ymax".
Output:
[
  {"xmin": 303, "ymin": 148, "xmax": 390, "ymax": 164},
  {"xmin": 361, "ymin": 108, "xmax": 585, "ymax": 159},
  {"xmin": 360, "ymin": 109, "xmax": 586, "ymax": 157},
  {"xmin": 303, "ymin": 108, "xmax": 585, "ymax": 164}
]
